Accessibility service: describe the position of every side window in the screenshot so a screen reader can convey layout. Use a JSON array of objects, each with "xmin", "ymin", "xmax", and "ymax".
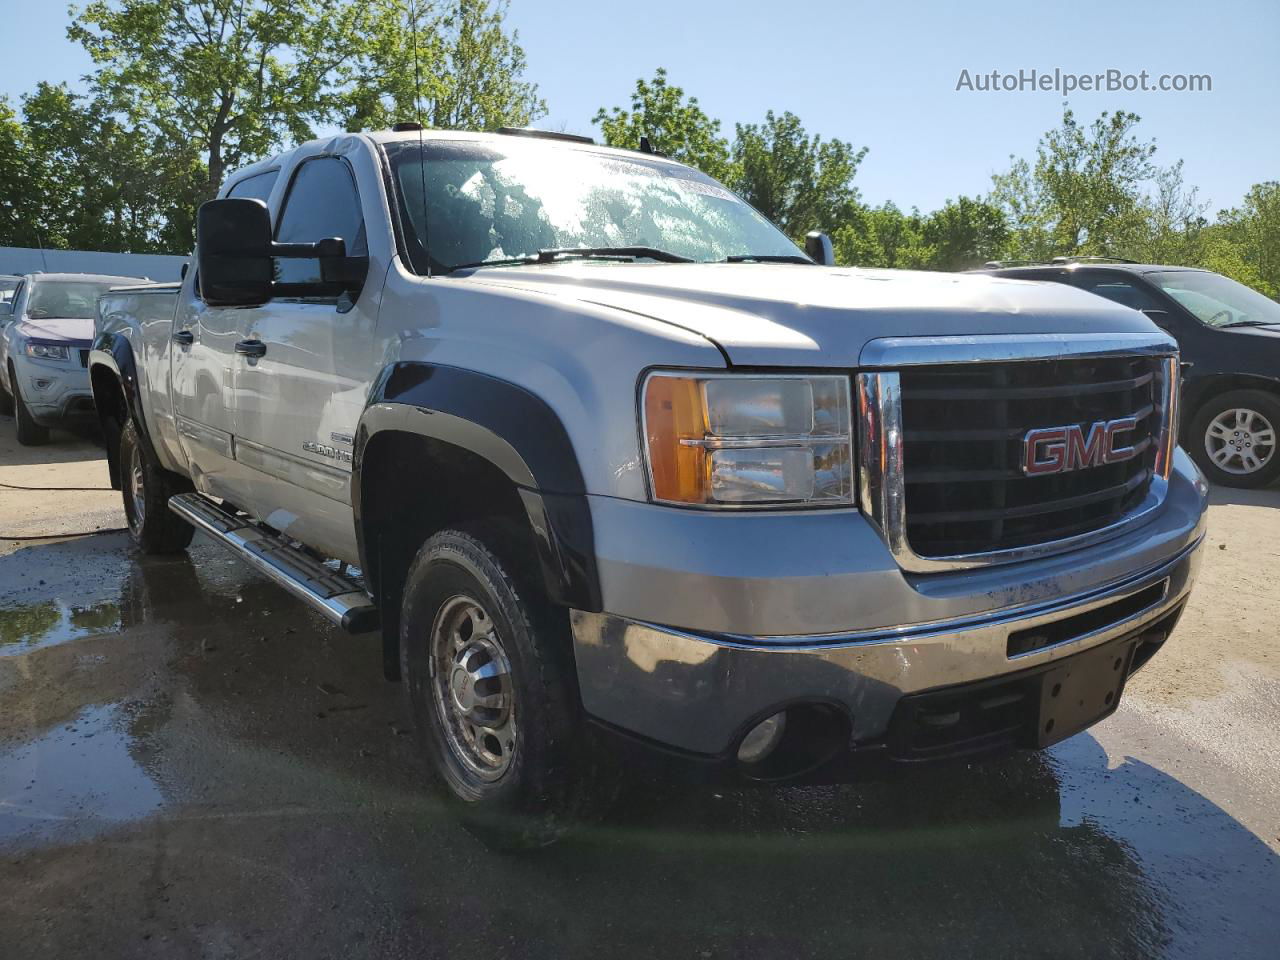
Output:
[
  {"xmin": 226, "ymin": 170, "xmax": 279, "ymax": 204},
  {"xmin": 1076, "ymin": 276, "xmax": 1165, "ymax": 313},
  {"xmin": 274, "ymin": 157, "xmax": 367, "ymax": 287}
]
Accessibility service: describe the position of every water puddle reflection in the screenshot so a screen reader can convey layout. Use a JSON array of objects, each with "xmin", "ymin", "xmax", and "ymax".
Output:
[
  {"xmin": 0, "ymin": 599, "xmax": 120, "ymax": 654},
  {"xmin": 0, "ymin": 703, "xmax": 163, "ymax": 847}
]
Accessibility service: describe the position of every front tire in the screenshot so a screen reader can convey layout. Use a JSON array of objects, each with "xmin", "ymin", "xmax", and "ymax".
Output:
[
  {"xmin": 10, "ymin": 364, "xmax": 49, "ymax": 446},
  {"xmin": 400, "ymin": 528, "xmax": 594, "ymax": 850},
  {"xmin": 120, "ymin": 419, "xmax": 195, "ymax": 553},
  {"xmin": 0, "ymin": 367, "xmax": 14, "ymax": 416},
  {"xmin": 1189, "ymin": 389, "xmax": 1280, "ymax": 488}
]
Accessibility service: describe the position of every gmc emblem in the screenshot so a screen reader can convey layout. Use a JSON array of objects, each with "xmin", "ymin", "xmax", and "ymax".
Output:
[{"xmin": 1022, "ymin": 417, "xmax": 1139, "ymax": 476}]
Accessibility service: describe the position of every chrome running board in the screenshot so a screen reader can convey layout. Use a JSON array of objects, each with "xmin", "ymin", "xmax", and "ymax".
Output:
[{"xmin": 168, "ymin": 493, "xmax": 379, "ymax": 633}]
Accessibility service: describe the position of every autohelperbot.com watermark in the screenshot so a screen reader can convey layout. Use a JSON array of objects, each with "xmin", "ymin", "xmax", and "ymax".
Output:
[{"xmin": 955, "ymin": 68, "xmax": 1212, "ymax": 94}]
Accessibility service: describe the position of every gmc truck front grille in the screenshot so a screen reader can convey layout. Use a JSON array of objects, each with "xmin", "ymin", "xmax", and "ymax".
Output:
[
  {"xmin": 855, "ymin": 334, "xmax": 1179, "ymax": 573},
  {"xmin": 898, "ymin": 356, "xmax": 1159, "ymax": 556}
]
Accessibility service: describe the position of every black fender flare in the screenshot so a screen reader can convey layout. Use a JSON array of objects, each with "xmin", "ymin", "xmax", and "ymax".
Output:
[
  {"xmin": 89, "ymin": 331, "xmax": 159, "ymax": 489},
  {"xmin": 353, "ymin": 361, "xmax": 602, "ymax": 616}
]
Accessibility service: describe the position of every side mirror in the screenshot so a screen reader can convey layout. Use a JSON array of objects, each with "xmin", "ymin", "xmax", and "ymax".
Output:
[
  {"xmin": 805, "ymin": 230, "xmax": 835, "ymax": 266},
  {"xmin": 197, "ymin": 198, "xmax": 368, "ymax": 307},
  {"xmin": 198, "ymin": 198, "xmax": 274, "ymax": 307}
]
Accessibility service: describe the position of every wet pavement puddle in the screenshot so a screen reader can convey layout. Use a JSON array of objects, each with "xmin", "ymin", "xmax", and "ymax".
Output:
[
  {"xmin": 0, "ymin": 703, "xmax": 163, "ymax": 848},
  {"xmin": 0, "ymin": 599, "xmax": 121, "ymax": 654}
]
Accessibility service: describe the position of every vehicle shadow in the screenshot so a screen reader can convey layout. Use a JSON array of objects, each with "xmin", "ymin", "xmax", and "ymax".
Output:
[
  {"xmin": 0, "ymin": 414, "xmax": 105, "ymax": 464},
  {"xmin": 1208, "ymin": 483, "xmax": 1280, "ymax": 508},
  {"xmin": 150, "ymin": 549, "xmax": 1280, "ymax": 958},
  {"xmin": 521, "ymin": 735, "xmax": 1279, "ymax": 958}
]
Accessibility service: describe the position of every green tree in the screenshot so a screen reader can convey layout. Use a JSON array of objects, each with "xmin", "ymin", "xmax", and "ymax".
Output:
[
  {"xmin": 1125, "ymin": 160, "xmax": 1208, "ymax": 267},
  {"xmin": 69, "ymin": 0, "xmax": 369, "ymax": 200},
  {"xmin": 991, "ymin": 105, "xmax": 1158, "ymax": 259},
  {"xmin": 0, "ymin": 97, "xmax": 41, "ymax": 248},
  {"xmin": 920, "ymin": 196, "xmax": 1011, "ymax": 271},
  {"xmin": 732, "ymin": 110, "xmax": 866, "ymax": 242},
  {"xmin": 17, "ymin": 82, "xmax": 200, "ymax": 252},
  {"xmin": 1209, "ymin": 181, "xmax": 1280, "ymax": 297},
  {"xmin": 592, "ymin": 68, "xmax": 732, "ymax": 182},
  {"xmin": 834, "ymin": 203, "xmax": 929, "ymax": 268},
  {"xmin": 344, "ymin": 0, "xmax": 544, "ymax": 133}
]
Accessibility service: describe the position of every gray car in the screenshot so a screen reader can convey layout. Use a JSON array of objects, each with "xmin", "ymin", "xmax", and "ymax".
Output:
[
  {"xmin": 89, "ymin": 128, "xmax": 1209, "ymax": 848},
  {"xmin": 0, "ymin": 272, "xmax": 149, "ymax": 444}
]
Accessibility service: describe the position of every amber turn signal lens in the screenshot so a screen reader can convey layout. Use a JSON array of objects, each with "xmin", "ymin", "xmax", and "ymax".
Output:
[{"xmin": 644, "ymin": 375, "xmax": 709, "ymax": 503}]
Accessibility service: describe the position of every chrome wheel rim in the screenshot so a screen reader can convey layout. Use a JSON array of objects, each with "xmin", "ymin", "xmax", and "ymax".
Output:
[
  {"xmin": 128, "ymin": 446, "xmax": 146, "ymax": 532},
  {"xmin": 1205, "ymin": 407, "xmax": 1276, "ymax": 476},
  {"xmin": 428, "ymin": 596, "xmax": 516, "ymax": 781}
]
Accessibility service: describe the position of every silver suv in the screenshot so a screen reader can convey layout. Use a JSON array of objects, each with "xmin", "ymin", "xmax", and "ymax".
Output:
[{"xmin": 89, "ymin": 128, "xmax": 1208, "ymax": 847}]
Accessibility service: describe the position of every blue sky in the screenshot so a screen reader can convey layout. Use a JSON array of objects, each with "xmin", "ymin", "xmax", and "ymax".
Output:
[{"xmin": 3, "ymin": 0, "xmax": 1276, "ymax": 214}]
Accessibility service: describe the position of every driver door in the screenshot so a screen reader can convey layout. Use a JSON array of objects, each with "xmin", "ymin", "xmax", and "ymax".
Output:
[{"xmin": 231, "ymin": 149, "xmax": 380, "ymax": 563}]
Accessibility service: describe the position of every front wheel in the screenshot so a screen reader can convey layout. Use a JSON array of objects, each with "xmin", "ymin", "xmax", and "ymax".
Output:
[
  {"xmin": 0, "ymin": 366, "xmax": 14, "ymax": 416},
  {"xmin": 10, "ymin": 364, "xmax": 49, "ymax": 446},
  {"xmin": 120, "ymin": 419, "xmax": 195, "ymax": 553},
  {"xmin": 1189, "ymin": 389, "xmax": 1280, "ymax": 488},
  {"xmin": 400, "ymin": 528, "xmax": 599, "ymax": 850}
]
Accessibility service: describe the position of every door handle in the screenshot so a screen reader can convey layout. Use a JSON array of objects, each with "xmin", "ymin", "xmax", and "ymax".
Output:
[
  {"xmin": 234, "ymin": 339, "xmax": 267, "ymax": 358},
  {"xmin": 171, "ymin": 329, "xmax": 194, "ymax": 346}
]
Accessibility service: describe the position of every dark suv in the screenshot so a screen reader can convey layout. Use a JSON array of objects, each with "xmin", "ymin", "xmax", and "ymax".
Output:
[{"xmin": 980, "ymin": 259, "xmax": 1280, "ymax": 488}]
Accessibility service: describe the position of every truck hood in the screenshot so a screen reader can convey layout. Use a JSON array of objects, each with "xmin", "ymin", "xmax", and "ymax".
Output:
[
  {"xmin": 461, "ymin": 262, "xmax": 1163, "ymax": 365},
  {"xmin": 16, "ymin": 316, "xmax": 94, "ymax": 344}
]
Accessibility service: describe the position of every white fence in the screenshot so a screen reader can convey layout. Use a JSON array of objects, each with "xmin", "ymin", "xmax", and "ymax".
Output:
[{"xmin": 0, "ymin": 246, "xmax": 187, "ymax": 281}]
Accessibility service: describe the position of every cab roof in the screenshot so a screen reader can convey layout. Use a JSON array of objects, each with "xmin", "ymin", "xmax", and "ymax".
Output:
[
  {"xmin": 230, "ymin": 126, "xmax": 686, "ymax": 183},
  {"xmin": 20, "ymin": 272, "xmax": 154, "ymax": 284}
]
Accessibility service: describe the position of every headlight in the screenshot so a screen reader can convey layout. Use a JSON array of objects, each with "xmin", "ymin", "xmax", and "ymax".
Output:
[
  {"xmin": 642, "ymin": 372, "xmax": 853, "ymax": 507},
  {"xmin": 25, "ymin": 342, "xmax": 70, "ymax": 361}
]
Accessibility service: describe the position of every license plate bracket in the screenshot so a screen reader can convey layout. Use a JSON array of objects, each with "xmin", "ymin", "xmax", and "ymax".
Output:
[{"xmin": 1037, "ymin": 639, "xmax": 1137, "ymax": 748}]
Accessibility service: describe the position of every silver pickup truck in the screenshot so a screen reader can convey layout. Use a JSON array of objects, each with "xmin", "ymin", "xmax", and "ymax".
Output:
[{"xmin": 91, "ymin": 127, "xmax": 1208, "ymax": 847}]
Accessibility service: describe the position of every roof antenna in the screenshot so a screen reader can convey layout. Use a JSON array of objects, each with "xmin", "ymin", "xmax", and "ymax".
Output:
[
  {"xmin": 409, "ymin": 0, "xmax": 431, "ymax": 277},
  {"xmin": 35, "ymin": 225, "xmax": 49, "ymax": 272}
]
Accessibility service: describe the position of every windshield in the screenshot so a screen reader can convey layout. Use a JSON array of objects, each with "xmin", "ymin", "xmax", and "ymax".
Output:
[
  {"xmin": 1149, "ymin": 270, "xmax": 1280, "ymax": 327},
  {"xmin": 387, "ymin": 139, "xmax": 802, "ymax": 272},
  {"xmin": 25, "ymin": 280, "xmax": 120, "ymax": 320}
]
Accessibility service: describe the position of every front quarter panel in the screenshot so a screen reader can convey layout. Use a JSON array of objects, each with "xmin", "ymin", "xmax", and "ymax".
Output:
[{"xmin": 372, "ymin": 260, "xmax": 725, "ymax": 501}]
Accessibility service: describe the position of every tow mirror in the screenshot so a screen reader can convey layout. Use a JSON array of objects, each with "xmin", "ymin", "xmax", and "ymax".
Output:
[
  {"xmin": 805, "ymin": 230, "xmax": 835, "ymax": 266},
  {"xmin": 197, "ymin": 198, "xmax": 368, "ymax": 307},
  {"xmin": 197, "ymin": 198, "xmax": 274, "ymax": 307}
]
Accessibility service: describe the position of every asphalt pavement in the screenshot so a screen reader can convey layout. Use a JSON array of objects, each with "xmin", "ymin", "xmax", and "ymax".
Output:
[{"xmin": 1, "ymin": 420, "xmax": 1277, "ymax": 959}]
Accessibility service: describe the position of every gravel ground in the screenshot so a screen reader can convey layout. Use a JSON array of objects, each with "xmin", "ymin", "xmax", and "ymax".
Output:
[{"xmin": 0, "ymin": 419, "xmax": 1277, "ymax": 959}]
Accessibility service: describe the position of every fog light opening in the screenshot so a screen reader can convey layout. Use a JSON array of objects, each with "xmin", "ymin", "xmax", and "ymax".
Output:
[{"xmin": 737, "ymin": 711, "xmax": 787, "ymax": 765}]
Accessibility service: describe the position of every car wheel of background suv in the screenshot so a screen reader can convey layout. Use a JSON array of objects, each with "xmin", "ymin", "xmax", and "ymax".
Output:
[
  {"xmin": 9, "ymin": 362, "xmax": 49, "ymax": 446},
  {"xmin": 0, "ymin": 370, "xmax": 13, "ymax": 416},
  {"xmin": 1189, "ymin": 389, "xmax": 1280, "ymax": 489}
]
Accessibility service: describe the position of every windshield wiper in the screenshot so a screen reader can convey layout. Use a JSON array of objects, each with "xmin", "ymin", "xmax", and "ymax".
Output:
[
  {"xmin": 1219, "ymin": 319, "xmax": 1273, "ymax": 328},
  {"xmin": 721, "ymin": 254, "xmax": 813, "ymax": 264},
  {"xmin": 450, "ymin": 246, "xmax": 695, "ymax": 271}
]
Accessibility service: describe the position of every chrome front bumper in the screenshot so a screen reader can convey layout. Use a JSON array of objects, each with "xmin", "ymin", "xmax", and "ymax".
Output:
[{"xmin": 571, "ymin": 534, "xmax": 1201, "ymax": 755}]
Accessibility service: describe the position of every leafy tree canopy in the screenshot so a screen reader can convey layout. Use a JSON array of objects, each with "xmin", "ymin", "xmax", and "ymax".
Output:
[{"xmin": 592, "ymin": 68, "xmax": 733, "ymax": 183}]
